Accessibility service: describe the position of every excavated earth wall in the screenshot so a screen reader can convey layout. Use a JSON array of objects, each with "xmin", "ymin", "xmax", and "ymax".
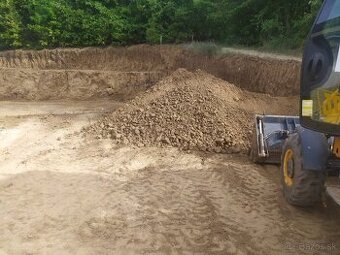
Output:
[
  {"xmin": 0, "ymin": 45, "xmax": 301, "ymax": 100},
  {"xmin": 0, "ymin": 69, "xmax": 162, "ymax": 100}
]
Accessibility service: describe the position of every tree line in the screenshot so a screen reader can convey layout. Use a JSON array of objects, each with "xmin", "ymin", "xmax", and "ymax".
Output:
[{"xmin": 0, "ymin": 0, "xmax": 323, "ymax": 50}]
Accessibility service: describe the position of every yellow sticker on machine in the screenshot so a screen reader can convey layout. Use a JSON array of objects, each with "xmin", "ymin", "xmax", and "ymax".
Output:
[{"xmin": 302, "ymin": 100, "xmax": 313, "ymax": 117}]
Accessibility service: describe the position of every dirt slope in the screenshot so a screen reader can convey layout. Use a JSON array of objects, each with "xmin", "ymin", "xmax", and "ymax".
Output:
[
  {"xmin": 0, "ymin": 69, "xmax": 162, "ymax": 101},
  {"xmin": 0, "ymin": 45, "xmax": 182, "ymax": 71},
  {"xmin": 0, "ymin": 45, "xmax": 300, "ymax": 100}
]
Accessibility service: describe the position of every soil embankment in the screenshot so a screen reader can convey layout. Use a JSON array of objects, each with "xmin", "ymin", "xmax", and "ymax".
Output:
[{"xmin": 0, "ymin": 45, "xmax": 300, "ymax": 100}]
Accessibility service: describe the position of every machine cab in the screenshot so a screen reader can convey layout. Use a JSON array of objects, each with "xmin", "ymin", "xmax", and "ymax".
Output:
[{"xmin": 301, "ymin": 0, "xmax": 340, "ymax": 136}]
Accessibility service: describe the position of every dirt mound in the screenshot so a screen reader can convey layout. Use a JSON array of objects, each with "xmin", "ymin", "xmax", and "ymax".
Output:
[{"xmin": 87, "ymin": 69, "xmax": 298, "ymax": 153}]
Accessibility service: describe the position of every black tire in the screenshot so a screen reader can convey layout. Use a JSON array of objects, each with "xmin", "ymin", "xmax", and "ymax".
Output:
[
  {"xmin": 250, "ymin": 126, "xmax": 264, "ymax": 164},
  {"xmin": 281, "ymin": 133, "xmax": 325, "ymax": 207}
]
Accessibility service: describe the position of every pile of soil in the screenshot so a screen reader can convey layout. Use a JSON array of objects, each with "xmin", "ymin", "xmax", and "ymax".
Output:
[{"xmin": 87, "ymin": 69, "xmax": 298, "ymax": 154}]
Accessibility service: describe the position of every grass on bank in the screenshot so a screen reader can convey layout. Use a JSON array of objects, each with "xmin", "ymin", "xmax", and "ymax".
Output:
[{"xmin": 182, "ymin": 42, "xmax": 302, "ymax": 59}]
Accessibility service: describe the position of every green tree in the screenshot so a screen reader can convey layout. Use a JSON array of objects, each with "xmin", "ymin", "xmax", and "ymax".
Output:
[
  {"xmin": 0, "ymin": 0, "xmax": 22, "ymax": 49},
  {"xmin": 0, "ymin": 0, "xmax": 325, "ymax": 50},
  {"xmin": 146, "ymin": 0, "xmax": 194, "ymax": 43}
]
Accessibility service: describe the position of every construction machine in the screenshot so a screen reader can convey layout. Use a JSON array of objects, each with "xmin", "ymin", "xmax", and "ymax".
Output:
[{"xmin": 251, "ymin": 0, "xmax": 340, "ymax": 207}]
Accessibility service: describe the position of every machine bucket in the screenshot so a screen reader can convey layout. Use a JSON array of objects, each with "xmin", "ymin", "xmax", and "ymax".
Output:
[{"xmin": 252, "ymin": 115, "xmax": 300, "ymax": 164}]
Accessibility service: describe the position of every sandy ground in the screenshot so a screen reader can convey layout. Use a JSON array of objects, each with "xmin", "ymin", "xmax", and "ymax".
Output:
[{"xmin": 0, "ymin": 100, "xmax": 339, "ymax": 255}]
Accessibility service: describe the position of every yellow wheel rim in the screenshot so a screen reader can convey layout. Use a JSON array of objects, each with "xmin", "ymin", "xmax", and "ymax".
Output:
[{"xmin": 283, "ymin": 149, "xmax": 294, "ymax": 187}]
